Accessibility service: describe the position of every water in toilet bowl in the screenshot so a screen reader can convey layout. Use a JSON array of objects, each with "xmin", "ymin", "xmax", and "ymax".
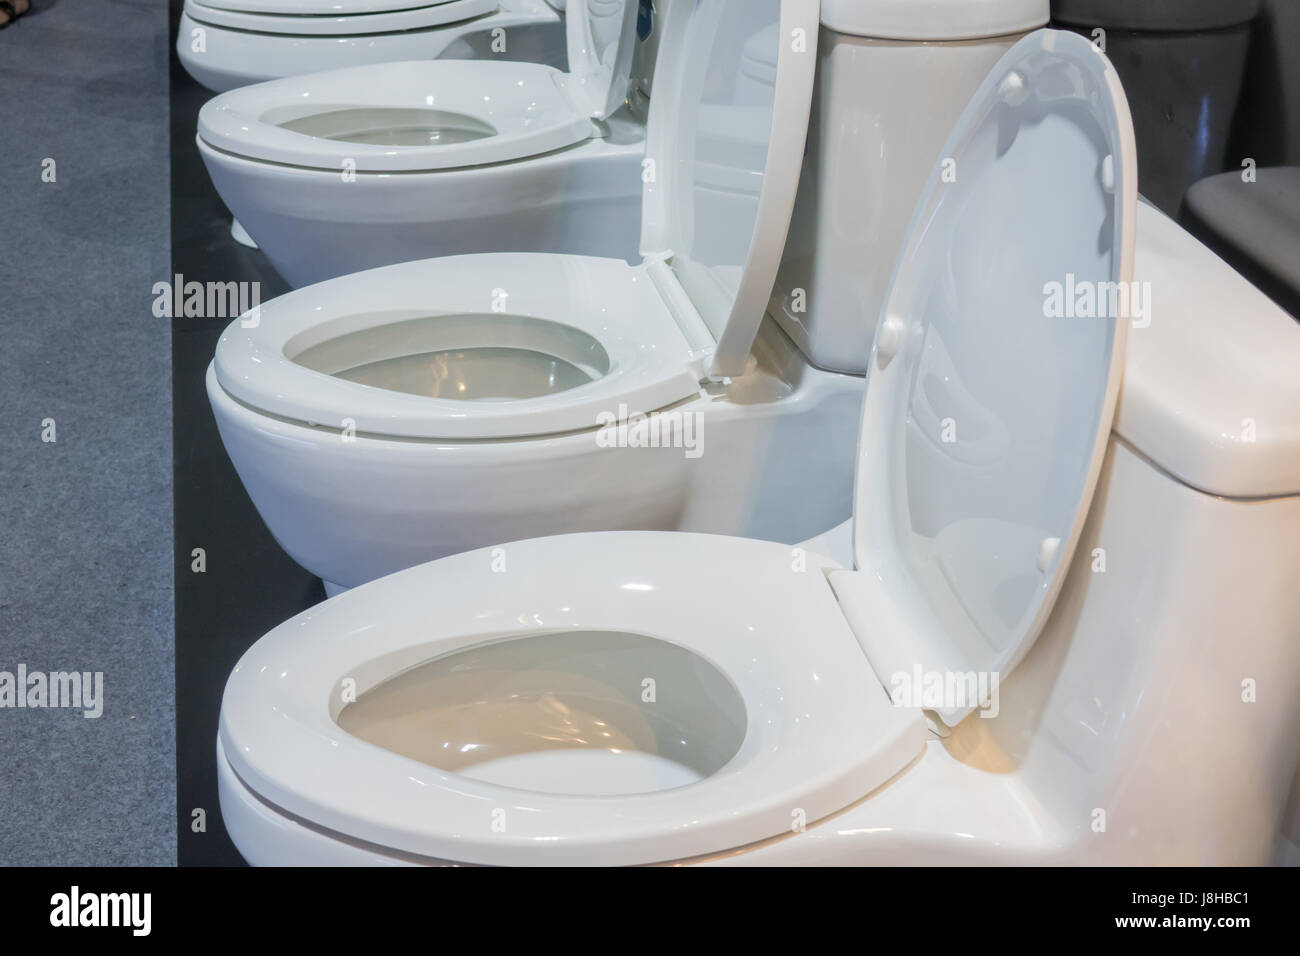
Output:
[
  {"xmin": 335, "ymin": 630, "xmax": 748, "ymax": 796},
  {"xmin": 333, "ymin": 348, "xmax": 598, "ymax": 402},
  {"xmin": 272, "ymin": 107, "xmax": 498, "ymax": 148}
]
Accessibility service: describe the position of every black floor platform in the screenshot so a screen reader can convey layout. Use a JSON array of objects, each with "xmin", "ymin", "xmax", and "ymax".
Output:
[{"xmin": 168, "ymin": 0, "xmax": 324, "ymax": 866}]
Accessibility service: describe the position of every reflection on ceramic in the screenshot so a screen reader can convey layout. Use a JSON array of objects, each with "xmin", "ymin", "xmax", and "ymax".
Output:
[
  {"xmin": 216, "ymin": 28, "xmax": 1300, "ymax": 867},
  {"xmin": 196, "ymin": 1, "xmax": 652, "ymax": 286}
]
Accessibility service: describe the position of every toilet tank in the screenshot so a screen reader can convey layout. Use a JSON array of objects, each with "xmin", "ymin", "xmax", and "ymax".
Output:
[{"xmin": 769, "ymin": 0, "xmax": 1050, "ymax": 375}]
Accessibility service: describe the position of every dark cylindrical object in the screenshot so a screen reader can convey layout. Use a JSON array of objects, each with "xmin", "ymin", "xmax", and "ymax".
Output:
[
  {"xmin": 1230, "ymin": 0, "xmax": 1300, "ymax": 167},
  {"xmin": 1052, "ymin": 0, "xmax": 1260, "ymax": 216}
]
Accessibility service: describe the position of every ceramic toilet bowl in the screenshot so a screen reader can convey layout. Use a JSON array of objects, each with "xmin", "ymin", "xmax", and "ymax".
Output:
[
  {"xmin": 207, "ymin": 253, "xmax": 862, "ymax": 594},
  {"xmin": 210, "ymin": 29, "xmax": 1300, "ymax": 868},
  {"xmin": 770, "ymin": 1, "xmax": 1051, "ymax": 375},
  {"xmin": 177, "ymin": 0, "xmax": 568, "ymax": 92},
  {"xmin": 218, "ymin": 531, "xmax": 924, "ymax": 866},
  {"xmin": 197, "ymin": 0, "xmax": 651, "ymax": 287},
  {"xmin": 208, "ymin": 0, "xmax": 841, "ymax": 592},
  {"xmin": 197, "ymin": 67, "xmax": 647, "ymax": 286}
]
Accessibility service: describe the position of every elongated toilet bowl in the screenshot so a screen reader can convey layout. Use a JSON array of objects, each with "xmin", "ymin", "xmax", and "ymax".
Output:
[
  {"xmin": 216, "ymin": 32, "xmax": 1300, "ymax": 865},
  {"xmin": 197, "ymin": 0, "xmax": 657, "ymax": 287},
  {"xmin": 178, "ymin": 0, "xmax": 569, "ymax": 93}
]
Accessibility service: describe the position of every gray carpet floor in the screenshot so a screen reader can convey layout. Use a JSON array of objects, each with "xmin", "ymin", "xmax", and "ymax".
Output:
[{"xmin": 0, "ymin": 0, "xmax": 175, "ymax": 864}]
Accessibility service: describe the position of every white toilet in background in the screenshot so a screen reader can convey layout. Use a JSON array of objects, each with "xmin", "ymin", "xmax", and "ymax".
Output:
[
  {"xmin": 197, "ymin": 0, "xmax": 655, "ymax": 287},
  {"xmin": 215, "ymin": 29, "xmax": 1300, "ymax": 865},
  {"xmin": 178, "ymin": 0, "xmax": 572, "ymax": 93},
  {"xmin": 207, "ymin": 0, "xmax": 1050, "ymax": 594}
]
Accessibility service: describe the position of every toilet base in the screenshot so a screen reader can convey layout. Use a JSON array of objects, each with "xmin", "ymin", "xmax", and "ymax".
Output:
[{"xmin": 230, "ymin": 218, "xmax": 258, "ymax": 249}]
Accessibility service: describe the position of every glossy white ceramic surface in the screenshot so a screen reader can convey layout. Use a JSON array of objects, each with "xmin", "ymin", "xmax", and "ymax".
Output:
[
  {"xmin": 217, "ymin": 28, "xmax": 1300, "ymax": 866},
  {"xmin": 207, "ymin": 0, "xmax": 843, "ymax": 589},
  {"xmin": 184, "ymin": 0, "xmax": 495, "ymax": 35},
  {"xmin": 835, "ymin": 29, "xmax": 1136, "ymax": 725},
  {"xmin": 198, "ymin": 60, "xmax": 597, "ymax": 173},
  {"xmin": 820, "ymin": 0, "xmax": 1047, "ymax": 40},
  {"xmin": 208, "ymin": 318, "xmax": 864, "ymax": 590},
  {"xmin": 1115, "ymin": 205, "xmax": 1300, "ymax": 498},
  {"xmin": 198, "ymin": 124, "xmax": 646, "ymax": 287},
  {"xmin": 195, "ymin": 0, "xmax": 466, "ymax": 15},
  {"xmin": 213, "ymin": 254, "xmax": 699, "ymax": 440},
  {"xmin": 564, "ymin": 0, "xmax": 640, "ymax": 119},
  {"xmin": 177, "ymin": 0, "xmax": 566, "ymax": 92},
  {"xmin": 219, "ymin": 532, "xmax": 924, "ymax": 866},
  {"xmin": 771, "ymin": 31, "xmax": 1035, "ymax": 374},
  {"xmin": 640, "ymin": 0, "xmax": 819, "ymax": 378},
  {"xmin": 194, "ymin": 0, "xmax": 653, "ymax": 285}
]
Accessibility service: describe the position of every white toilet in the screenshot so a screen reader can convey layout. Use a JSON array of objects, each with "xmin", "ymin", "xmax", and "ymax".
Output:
[
  {"xmin": 197, "ymin": 0, "xmax": 655, "ymax": 287},
  {"xmin": 178, "ymin": 0, "xmax": 572, "ymax": 93},
  {"xmin": 207, "ymin": 0, "xmax": 1049, "ymax": 592},
  {"xmin": 215, "ymin": 30, "xmax": 1300, "ymax": 865}
]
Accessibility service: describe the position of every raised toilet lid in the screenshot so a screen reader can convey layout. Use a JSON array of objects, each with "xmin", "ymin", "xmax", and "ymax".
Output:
[
  {"xmin": 640, "ymin": 0, "xmax": 821, "ymax": 378},
  {"xmin": 830, "ymin": 29, "xmax": 1138, "ymax": 725},
  {"xmin": 563, "ymin": 0, "xmax": 642, "ymax": 119}
]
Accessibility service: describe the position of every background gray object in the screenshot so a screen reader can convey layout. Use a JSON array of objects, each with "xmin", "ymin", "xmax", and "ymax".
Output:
[
  {"xmin": 1051, "ymin": 0, "xmax": 1260, "ymax": 32},
  {"xmin": 1231, "ymin": 0, "xmax": 1300, "ymax": 167},
  {"xmin": 1184, "ymin": 166, "xmax": 1300, "ymax": 319},
  {"xmin": 0, "ymin": 0, "xmax": 175, "ymax": 864},
  {"xmin": 1052, "ymin": 0, "xmax": 1259, "ymax": 216}
]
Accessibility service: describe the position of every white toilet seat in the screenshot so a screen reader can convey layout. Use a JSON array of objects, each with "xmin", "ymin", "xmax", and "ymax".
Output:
[
  {"xmin": 198, "ymin": 60, "xmax": 598, "ymax": 173},
  {"xmin": 214, "ymin": 254, "xmax": 702, "ymax": 440},
  {"xmin": 219, "ymin": 532, "xmax": 925, "ymax": 867},
  {"xmin": 184, "ymin": 0, "xmax": 495, "ymax": 37},
  {"xmin": 196, "ymin": 0, "xmax": 640, "ymax": 170}
]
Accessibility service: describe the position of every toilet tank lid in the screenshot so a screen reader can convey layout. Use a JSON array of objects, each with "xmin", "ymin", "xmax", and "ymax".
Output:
[
  {"xmin": 1113, "ymin": 202, "xmax": 1300, "ymax": 500},
  {"xmin": 1051, "ymin": 0, "xmax": 1260, "ymax": 32},
  {"xmin": 821, "ymin": 0, "xmax": 1048, "ymax": 40}
]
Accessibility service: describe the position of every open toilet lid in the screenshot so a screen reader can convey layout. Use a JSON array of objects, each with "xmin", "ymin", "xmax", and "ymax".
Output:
[
  {"xmin": 640, "ymin": 0, "xmax": 820, "ymax": 378},
  {"xmin": 837, "ymin": 30, "xmax": 1138, "ymax": 725},
  {"xmin": 565, "ymin": 0, "xmax": 642, "ymax": 119}
]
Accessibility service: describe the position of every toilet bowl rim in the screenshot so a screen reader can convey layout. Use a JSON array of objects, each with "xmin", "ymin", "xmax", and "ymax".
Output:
[
  {"xmin": 183, "ymin": 0, "xmax": 497, "ymax": 37},
  {"xmin": 197, "ymin": 59, "xmax": 598, "ymax": 173},
  {"xmin": 217, "ymin": 531, "xmax": 925, "ymax": 866},
  {"xmin": 211, "ymin": 253, "xmax": 703, "ymax": 441}
]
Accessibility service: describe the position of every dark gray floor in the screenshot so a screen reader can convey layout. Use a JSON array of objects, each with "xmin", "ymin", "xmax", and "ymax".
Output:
[{"xmin": 0, "ymin": 0, "xmax": 175, "ymax": 864}]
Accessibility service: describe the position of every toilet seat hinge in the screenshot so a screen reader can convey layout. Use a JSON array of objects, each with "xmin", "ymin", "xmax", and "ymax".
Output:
[{"xmin": 645, "ymin": 256, "xmax": 721, "ymax": 377}]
